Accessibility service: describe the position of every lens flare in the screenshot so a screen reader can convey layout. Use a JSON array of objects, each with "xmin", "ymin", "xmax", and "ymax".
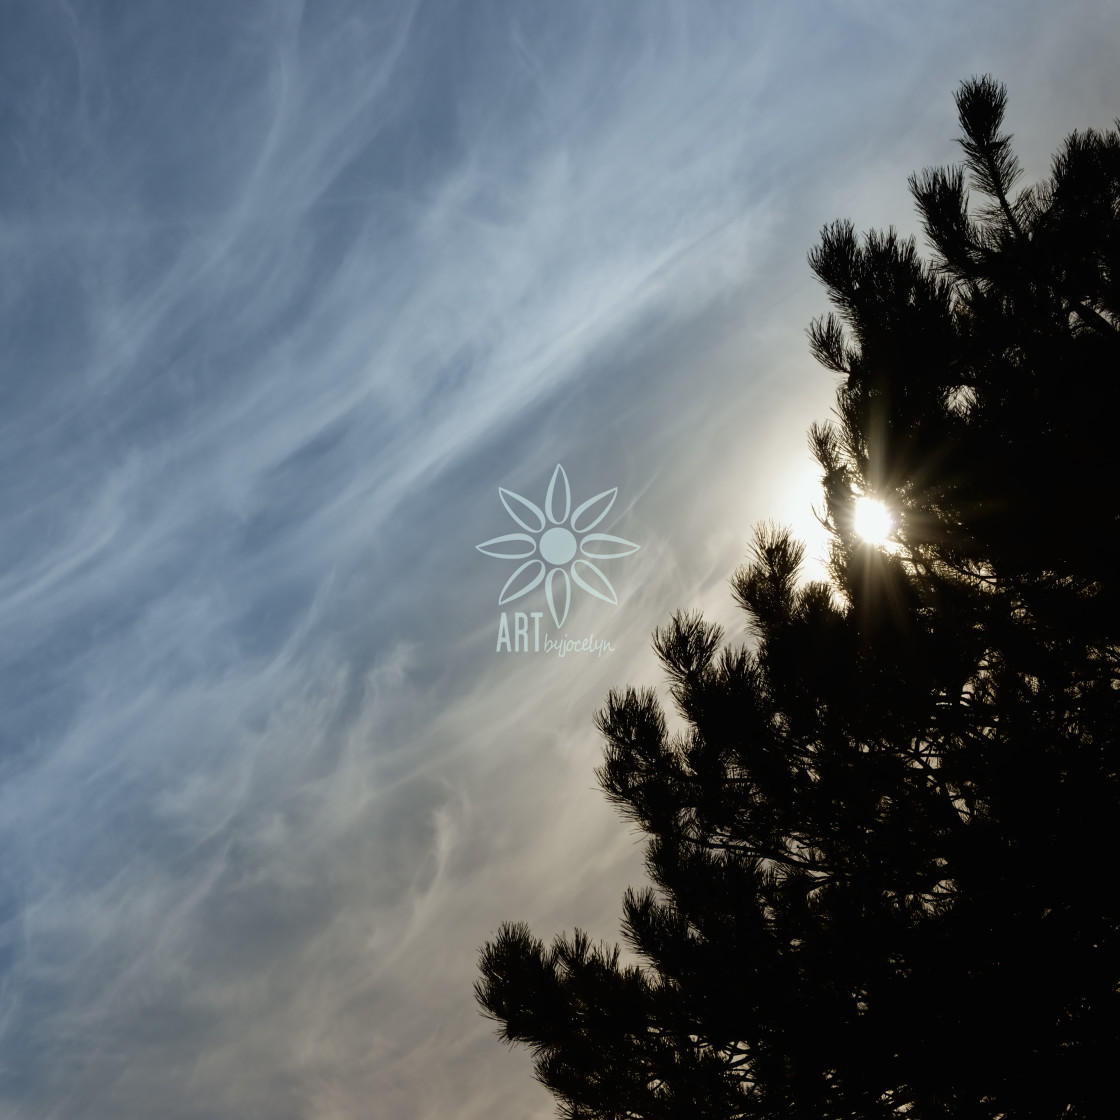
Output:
[{"xmin": 853, "ymin": 497, "xmax": 892, "ymax": 544}]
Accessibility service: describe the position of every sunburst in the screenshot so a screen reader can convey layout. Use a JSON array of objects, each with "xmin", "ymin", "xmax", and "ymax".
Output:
[{"xmin": 853, "ymin": 496, "xmax": 893, "ymax": 545}]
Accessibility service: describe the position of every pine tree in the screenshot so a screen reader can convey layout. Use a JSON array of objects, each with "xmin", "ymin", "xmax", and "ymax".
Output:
[{"xmin": 476, "ymin": 77, "xmax": 1120, "ymax": 1120}]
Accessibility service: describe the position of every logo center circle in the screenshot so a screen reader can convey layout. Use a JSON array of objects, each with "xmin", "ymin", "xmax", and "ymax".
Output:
[{"xmin": 539, "ymin": 527, "xmax": 577, "ymax": 565}]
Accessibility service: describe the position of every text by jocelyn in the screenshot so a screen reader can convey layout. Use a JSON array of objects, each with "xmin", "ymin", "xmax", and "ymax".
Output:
[{"xmin": 495, "ymin": 611, "xmax": 614, "ymax": 658}]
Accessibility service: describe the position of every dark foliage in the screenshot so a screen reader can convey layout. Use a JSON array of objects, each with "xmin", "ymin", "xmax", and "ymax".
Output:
[{"xmin": 476, "ymin": 78, "xmax": 1120, "ymax": 1119}]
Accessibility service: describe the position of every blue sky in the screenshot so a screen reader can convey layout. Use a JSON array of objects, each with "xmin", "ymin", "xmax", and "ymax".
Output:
[{"xmin": 1, "ymin": 2, "xmax": 1117, "ymax": 1116}]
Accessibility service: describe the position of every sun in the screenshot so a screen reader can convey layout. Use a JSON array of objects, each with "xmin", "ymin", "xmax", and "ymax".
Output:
[{"xmin": 853, "ymin": 496, "xmax": 893, "ymax": 545}]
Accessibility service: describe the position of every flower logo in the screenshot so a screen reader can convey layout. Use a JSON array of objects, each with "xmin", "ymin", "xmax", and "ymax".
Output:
[{"xmin": 477, "ymin": 464, "xmax": 641, "ymax": 627}]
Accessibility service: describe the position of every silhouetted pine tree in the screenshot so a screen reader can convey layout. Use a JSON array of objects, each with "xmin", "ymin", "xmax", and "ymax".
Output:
[{"xmin": 476, "ymin": 77, "xmax": 1120, "ymax": 1120}]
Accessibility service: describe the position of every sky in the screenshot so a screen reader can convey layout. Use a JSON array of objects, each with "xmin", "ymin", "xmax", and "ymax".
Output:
[{"xmin": 0, "ymin": 2, "xmax": 1116, "ymax": 1117}]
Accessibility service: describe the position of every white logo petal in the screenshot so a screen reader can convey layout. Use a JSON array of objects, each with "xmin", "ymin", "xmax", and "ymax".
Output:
[
  {"xmin": 570, "ymin": 488, "xmax": 617, "ymax": 532},
  {"xmin": 545, "ymin": 567, "xmax": 571, "ymax": 627},
  {"xmin": 499, "ymin": 560, "xmax": 546, "ymax": 604},
  {"xmin": 500, "ymin": 488, "xmax": 546, "ymax": 533},
  {"xmin": 476, "ymin": 533, "xmax": 538, "ymax": 559},
  {"xmin": 545, "ymin": 464, "xmax": 571, "ymax": 525},
  {"xmin": 570, "ymin": 559, "xmax": 618, "ymax": 605},
  {"xmin": 579, "ymin": 533, "xmax": 641, "ymax": 559}
]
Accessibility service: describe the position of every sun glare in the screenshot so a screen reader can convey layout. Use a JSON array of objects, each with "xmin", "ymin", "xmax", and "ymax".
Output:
[{"xmin": 853, "ymin": 496, "xmax": 892, "ymax": 544}]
